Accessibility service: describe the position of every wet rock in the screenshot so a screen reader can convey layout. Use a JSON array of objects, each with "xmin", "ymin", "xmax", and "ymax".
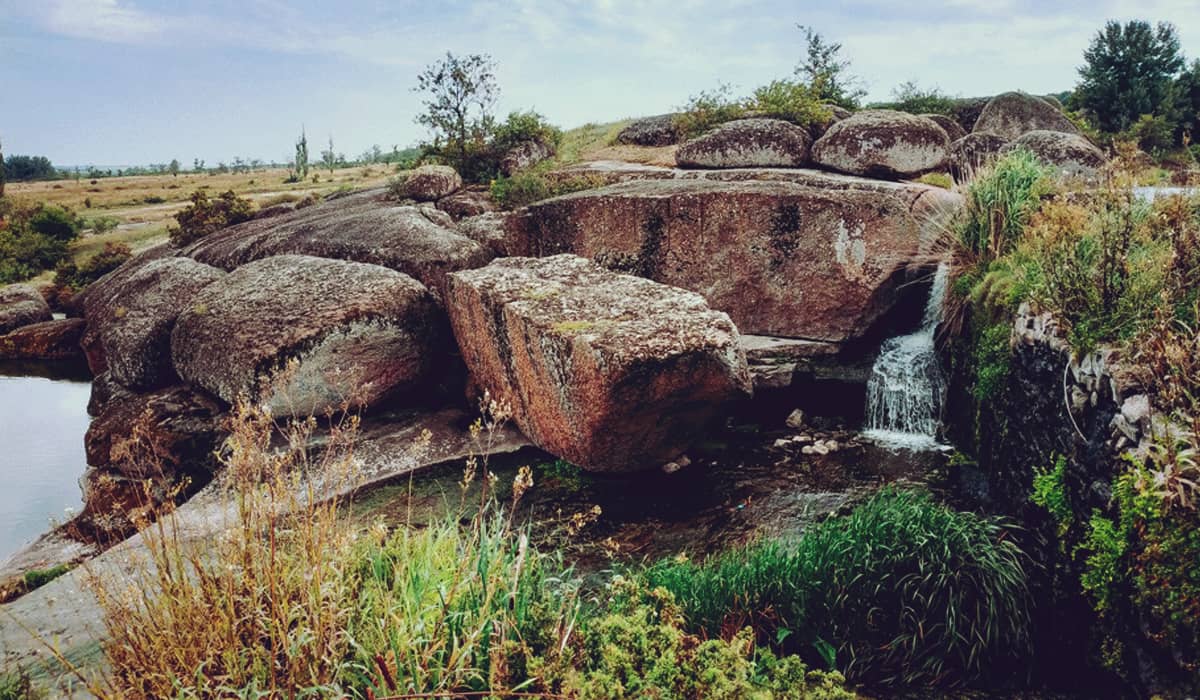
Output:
[
  {"xmin": 1003, "ymin": 130, "xmax": 1107, "ymax": 179},
  {"xmin": 509, "ymin": 178, "xmax": 933, "ymax": 342},
  {"xmin": 615, "ymin": 114, "xmax": 682, "ymax": 146},
  {"xmin": 81, "ymin": 257, "xmax": 226, "ymax": 389},
  {"xmin": 0, "ymin": 284, "xmax": 52, "ymax": 334},
  {"xmin": 0, "ymin": 318, "xmax": 85, "ymax": 361},
  {"xmin": 973, "ymin": 91, "xmax": 1079, "ymax": 140},
  {"xmin": 921, "ymin": 113, "xmax": 966, "ymax": 141},
  {"xmin": 811, "ymin": 110, "xmax": 949, "ymax": 179},
  {"xmin": 182, "ymin": 188, "xmax": 491, "ymax": 301},
  {"xmin": 500, "ymin": 140, "xmax": 555, "ymax": 176},
  {"xmin": 436, "ymin": 188, "xmax": 498, "ymax": 220},
  {"xmin": 676, "ymin": 118, "xmax": 812, "ymax": 169},
  {"xmin": 786, "ymin": 409, "xmax": 807, "ymax": 429},
  {"xmin": 172, "ymin": 255, "xmax": 443, "ymax": 416},
  {"xmin": 948, "ymin": 132, "xmax": 1010, "ymax": 182},
  {"xmin": 399, "ymin": 165, "xmax": 462, "ymax": 201},
  {"xmin": 446, "ymin": 254, "xmax": 752, "ymax": 472}
]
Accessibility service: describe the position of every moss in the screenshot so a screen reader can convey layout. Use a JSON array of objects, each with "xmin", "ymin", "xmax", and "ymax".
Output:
[{"xmin": 21, "ymin": 563, "xmax": 71, "ymax": 590}]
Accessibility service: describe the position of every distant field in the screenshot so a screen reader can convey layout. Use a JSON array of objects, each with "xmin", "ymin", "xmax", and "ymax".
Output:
[{"xmin": 6, "ymin": 165, "xmax": 399, "ymax": 276}]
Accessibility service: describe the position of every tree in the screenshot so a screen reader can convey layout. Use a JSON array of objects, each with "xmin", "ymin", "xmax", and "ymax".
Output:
[
  {"xmin": 193, "ymin": 158, "xmax": 205, "ymax": 173},
  {"xmin": 1076, "ymin": 20, "xmax": 1186, "ymax": 133},
  {"xmin": 795, "ymin": 25, "xmax": 865, "ymax": 109},
  {"xmin": 886, "ymin": 80, "xmax": 956, "ymax": 114},
  {"xmin": 292, "ymin": 128, "xmax": 309, "ymax": 181},
  {"xmin": 321, "ymin": 135, "xmax": 336, "ymax": 174},
  {"xmin": 413, "ymin": 52, "xmax": 499, "ymax": 180},
  {"xmin": 0, "ymin": 137, "xmax": 5, "ymax": 197},
  {"xmin": 168, "ymin": 159, "xmax": 180, "ymax": 177},
  {"xmin": 1172, "ymin": 59, "xmax": 1200, "ymax": 147},
  {"xmin": 3, "ymin": 155, "xmax": 56, "ymax": 181}
]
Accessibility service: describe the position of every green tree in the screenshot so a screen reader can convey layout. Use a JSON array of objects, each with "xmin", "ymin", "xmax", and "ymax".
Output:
[
  {"xmin": 1172, "ymin": 59, "xmax": 1200, "ymax": 147},
  {"xmin": 292, "ymin": 128, "xmax": 309, "ymax": 181},
  {"xmin": 413, "ymin": 52, "xmax": 499, "ymax": 181},
  {"xmin": 795, "ymin": 25, "xmax": 865, "ymax": 109},
  {"xmin": 168, "ymin": 158, "xmax": 181, "ymax": 177},
  {"xmin": 321, "ymin": 135, "xmax": 336, "ymax": 174},
  {"xmin": 3, "ymin": 155, "xmax": 56, "ymax": 181},
  {"xmin": 1076, "ymin": 20, "xmax": 1186, "ymax": 133},
  {"xmin": 0, "ymin": 137, "xmax": 5, "ymax": 197}
]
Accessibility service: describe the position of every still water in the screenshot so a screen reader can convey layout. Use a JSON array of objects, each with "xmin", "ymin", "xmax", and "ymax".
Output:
[{"xmin": 0, "ymin": 373, "xmax": 91, "ymax": 562}]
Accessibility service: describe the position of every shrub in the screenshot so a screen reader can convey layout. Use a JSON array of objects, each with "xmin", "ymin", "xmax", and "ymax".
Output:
[
  {"xmin": 491, "ymin": 171, "xmax": 606, "ymax": 209},
  {"xmin": 493, "ymin": 109, "xmax": 563, "ymax": 151},
  {"xmin": 872, "ymin": 80, "xmax": 958, "ymax": 114},
  {"xmin": 0, "ymin": 669, "xmax": 41, "ymax": 700},
  {"xmin": 674, "ymin": 84, "xmax": 748, "ymax": 138},
  {"xmin": 645, "ymin": 488, "xmax": 1033, "ymax": 687},
  {"xmin": 54, "ymin": 241, "xmax": 132, "ymax": 290},
  {"xmin": 955, "ymin": 149, "xmax": 1055, "ymax": 264},
  {"xmin": 87, "ymin": 216, "xmax": 119, "ymax": 235},
  {"xmin": 168, "ymin": 189, "xmax": 254, "ymax": 246},
  {"xmin": 747, "ymin": 79, "xmax": 833, "ymax": 127},
  {"xmin": 0, "ymin": 201, "xmax": 80, "ymax": 283}
]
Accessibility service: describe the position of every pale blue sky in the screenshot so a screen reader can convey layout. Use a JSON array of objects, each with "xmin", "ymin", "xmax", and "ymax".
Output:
[{"xmin": 1, "ymin": 0, "xmax": 1197, "ymax": 166}]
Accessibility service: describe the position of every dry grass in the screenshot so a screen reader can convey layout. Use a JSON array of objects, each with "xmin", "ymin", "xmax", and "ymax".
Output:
[{"xmin": 9, "ymin": 165, "xmax": 397, "ymax": 282}]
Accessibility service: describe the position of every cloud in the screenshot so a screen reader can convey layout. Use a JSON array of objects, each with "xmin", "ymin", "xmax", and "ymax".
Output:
[{"xmin": 42, "ymin": 0, "xmax": 165, "ymax": 43}]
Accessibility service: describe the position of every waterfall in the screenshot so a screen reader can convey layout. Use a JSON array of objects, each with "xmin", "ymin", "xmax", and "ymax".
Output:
[{"xmin": 863, "ymin": 264, "xmax": 949, "ymax": 450}]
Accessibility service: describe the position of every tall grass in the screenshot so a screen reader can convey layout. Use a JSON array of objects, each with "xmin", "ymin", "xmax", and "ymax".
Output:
[
  {"xmin": 955, "ymin": 148, "xmax": 1055, "ymax": 265},
  {"xmin": 645, "ymin": 488, "xmax": 1033, "ymax": 687}
]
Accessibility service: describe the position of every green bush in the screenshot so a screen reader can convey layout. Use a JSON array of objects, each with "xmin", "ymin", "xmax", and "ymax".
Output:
[
  {"xmin": 168, "ymin": 189, "xmax": 254, "ymax": 246},
  {"xmin": 490, "ymin": 171, "xmax": 605, "ymax": 209},
  {"xmin": 747, "ymin": 79, "xmax": 833, "ymax": 127},
  {"xmin": 645, "ymin": 489, "xmax": 1033, "ymax": 687},
  {"xmin": 54, "ymin": 241, "xmax": 131, "ymax": 290},
  {"xmin": 493, "ymin": 109, "xmax": 562, "ymax": 152},
  {"xmin": 0, "ymin": 201, "xmax": 81, "ymax": 283},
  {"xmin": 956, "ymin": 149, "xmax": 1055, "ymax": 264},
  {"xmin": 871, "ymin": 80, "xmax": 958, "ymax": 114},
  {"xmin": 563, "ymin": 578, "xmax": 852, "ymax": 699},
  {"xmin": 0, "ymin": 669, "xmax": 41, "ymax": 700},
  {"xmin": 674, "ymin": 84, "xmax": 748, "ymax": 138}
]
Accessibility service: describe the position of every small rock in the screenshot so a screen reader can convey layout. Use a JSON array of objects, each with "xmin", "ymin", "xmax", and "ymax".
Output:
[
  {"xmin": 773, "ymin": 438, "xmax": 792, "ymax": 449},
  {"xmin": 785, "ymin": 408, "xmax": 807, "ymax": 429},
  {"xmin": 801, "ymin": 446, "xmax": 815, "ymax": 455}
]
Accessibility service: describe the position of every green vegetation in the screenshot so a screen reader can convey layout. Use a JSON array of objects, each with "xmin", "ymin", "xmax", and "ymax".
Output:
[
  {"xmin": 21, "ymin": 563, "xmax": 71, "ymax": 590},
  {"xmin": 644, "ymin": 489, "xmax": 1032, "ymax": 687},
  {"xmin": 167, "ymin": 188, "xmax": 254, "ymax": 246},
  {"xmin": 674, "ymin": 80, "xmax": 833, "ymax": 139},
  {"xmin": 1076, "ymin": 20, "xmax": 1185, "ymax": 134},
  {"xmin": 869, "ymin": 80, "xmax": 958, "ymax": 115},
  {"xmin": 91, "ymin": 400, "xmax": 852, "ymax": 698},
  {"xmin": 54, "ymin": 241, "xmax": 131, "ymax": 291},
  {"xmin": 490, "ymin": 170, "xmax": 605, "ymax": 209},
  {"xmin": 795, "ymin": 25, "xmax": 865, "ymax": 109},
  {"xmin": 0, "ymin": 669, "xmax": 41, "ymax": 700},
  {"xmin": 2, "ymin": 155, "xmax": 56, "ymax": 182},
  {"xmin": 0, "ymin": 199, "xmax": 82, "ymax": 282}
]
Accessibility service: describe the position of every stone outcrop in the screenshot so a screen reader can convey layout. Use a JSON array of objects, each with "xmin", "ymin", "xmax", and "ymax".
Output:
[
  {"xmin": 948, "ymin": 132, "xmax": 1010, "ymax": 182},
  {"xmin": 500, "ymin": 140, "xmax": 555, "ymax": 176},
  {"xmin": 676, "ymin": 118, "xmax": 812, "ymax": 169},
  {"xmin": 1004, "ymin": 130, "xmax": 1107, "ymax": 178},
  {"xmin": 171, "ymin": 255, "xmax": 442, "ymax": 416},
  {"xmin": 0, "ymin": 284, "xmax": 51, "ymax": 334},
  {"xmin": 446, "ymin": 254, "xmax": 751, "ymax": 472},
  {"xmin": 181, "ymin": 188, "xmax": 491, "ymax": 300},
  {"xmin": 436, "ymin": 188, "xmax": 498, "ymax": 220},
  {"xmin": 399, "ymin": 165, "xmax": 462, "ymax": 201},
  {"xmin": 78, "ymin": 384, "xmax": 224, "ymax": 539},
  {"xmin": 81, "ymin": 257, "xmax": 226, "ymax": 389},
  {"xmin": 508, "ymin": 178, "xmax": 940, "ymax": 343},
  {"xmin": 921, "ymin": 114, "xmax": 966, "ymax": 141},
  {"xmin": 811, "ymin": 110, "xmax": 949, "ymax": 179},
  {"xmin": 973, "ymin": 91, "xmax": 1079, "ymax": 140},
  {"xmin": 615, "ymin": 114, "xmax": 682, "ymax": 146},
  {"xmin": 0, "ymin": 318, "xmax": 85, "ymax": 361}
]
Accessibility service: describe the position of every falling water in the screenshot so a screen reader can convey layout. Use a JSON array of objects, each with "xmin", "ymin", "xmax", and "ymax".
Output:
[{"xmin": 863, "ymin": 264, "xmax": 950, "ymax": 450}]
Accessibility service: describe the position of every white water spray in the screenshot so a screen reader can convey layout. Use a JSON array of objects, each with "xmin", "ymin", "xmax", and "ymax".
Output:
[{"xmin": 863, "ymin": 264, "xmax": 950, "ymax": 450}]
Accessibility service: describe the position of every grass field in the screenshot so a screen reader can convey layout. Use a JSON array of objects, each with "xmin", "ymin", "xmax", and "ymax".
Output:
[{"xmin": 6, "ymin": 165, "xmax": 400, "ymax": 278}]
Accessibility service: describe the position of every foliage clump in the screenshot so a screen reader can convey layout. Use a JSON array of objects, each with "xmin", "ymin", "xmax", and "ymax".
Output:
[
  {"xmin": 167, "ymin": 189, "xmax": 254, "ymax": 246},
  {"xmin": 644, "ymin": 488, "xmax": 1033, "ymax": 688},
  {"xmin": 54, "ymin": 241, "xmax": 131, "ymax": 291},
  {"xmin": 0, "ymin": 199, "xmax": 82, "ymax": 283}
]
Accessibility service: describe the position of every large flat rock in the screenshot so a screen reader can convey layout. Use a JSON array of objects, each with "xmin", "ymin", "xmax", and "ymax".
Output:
[
  {"xmin": 181, "ymin": 188, "xmax": 492, "ymax": 301},
  {"xmin": 447, "ymin": 254, "xmax": 752, "ymax": 472},
  {"xmin": 508, "ymin": 178, "xmax": 947, "ymax": 343}
]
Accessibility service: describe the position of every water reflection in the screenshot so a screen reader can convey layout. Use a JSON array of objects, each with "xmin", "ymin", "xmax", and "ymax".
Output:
[{"xmin": 0, "ymin": 374, "xmax": 91, "ymax": 561}]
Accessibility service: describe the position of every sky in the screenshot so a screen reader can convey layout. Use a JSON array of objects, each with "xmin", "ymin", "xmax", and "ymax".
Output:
[{"xmin": 1, "ymin": 0, "xmax": 1198, "ymax": 167}]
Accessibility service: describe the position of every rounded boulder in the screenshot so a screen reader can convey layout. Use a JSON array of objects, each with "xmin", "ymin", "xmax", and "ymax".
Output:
[
  {"xmin": 811, "ymin": 110, "xmax": 949, "ymax": 179},
  {"xmin": 0, "ymin": 284, "xmax": 52, "ymax": 334},
  {"xmin": 171, "ymin": 254, "xmax": 443, "ymax": 416},
  {"xmin": 676, "ymin": 118, "xmax": 813, "ymax": 169},
  {"xmin": 400, "ymin": 165, "xmax": 463, "ymax": 201},
  {"xmin": 973, "ymin": 91, "xmax": 1079, "ymax": 140},
  {"xmin": 1004, "ymin": 130, "xmax": 1107, "ymax": 179}
]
